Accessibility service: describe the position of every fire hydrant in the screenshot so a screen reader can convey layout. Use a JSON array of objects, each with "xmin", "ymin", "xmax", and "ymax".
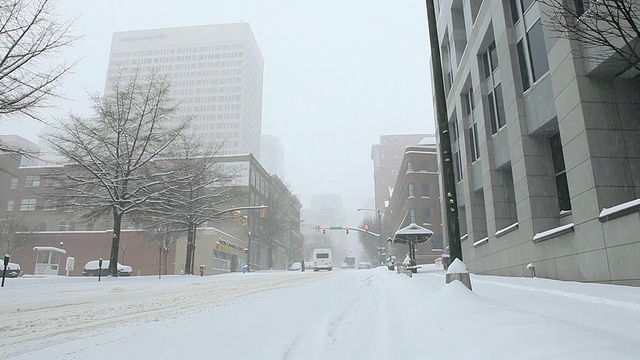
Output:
[{"xmin": 199, "ymin": 265, "xmax": 206, "ymax": 276}]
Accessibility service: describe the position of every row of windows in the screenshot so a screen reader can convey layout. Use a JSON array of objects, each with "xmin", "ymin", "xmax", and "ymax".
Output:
[
  {"xmin": 112, "ymin": 43, "xmax": 245, "ymax": 59},
  {"xmin": 172, "ymin": 86, "xmax": 243, "ymax": 97},
  {"xmin": 408, "ymin": 208, "xmax": 434, "ymax": 225},
  {"xmin": 406, "ymin": 160, "xmax": 430, "ymax": 172},
  {"xmin": 407, "ymin": 183, "xmax": 431, "ymax": 198},
  {"xmin": 177, "ymin": 103, "xmax": 242, "ymax": 113},
  {"xmin": 191, "ymin": 121, "xmax": 241, "ymax": 131},
  {"xmin": 6, "ymin": 199, "xmax": 72, "ymax": 212}
]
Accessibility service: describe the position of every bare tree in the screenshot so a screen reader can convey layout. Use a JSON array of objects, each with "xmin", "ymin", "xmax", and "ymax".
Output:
[
  {"xmin": 0, "ymin": 214, "xmax": 32, "ymax": 255},
  {"xmin": 260, "ymin": 179, "xmax": 301, "ymax": 269},
  {"xmin": 542, "ymin": 0, "xmax": 640, "ymax": 75},
  {"xmin": 0, "ymin": 0, "xmax": 78, "ymax": 154},
  {"xmin": 141, "ymin": 134, "xmax": 240, "ymax": 275},
  {"xmin": 44, "ymin": 70, "xmax": 188, "ymax": 277},
  {"xmin": 144, "ymin": 223, "xmax": 181, "ymax": 276}
]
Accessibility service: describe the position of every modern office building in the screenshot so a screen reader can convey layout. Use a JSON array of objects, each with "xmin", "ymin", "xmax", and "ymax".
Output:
[
  {"xmin": 434, "ymin": 1, "xmax": 640, "ymax": 285},
  {"xmin": 106, "ymin": 23, "xmax": 264, "ymax": 157}
]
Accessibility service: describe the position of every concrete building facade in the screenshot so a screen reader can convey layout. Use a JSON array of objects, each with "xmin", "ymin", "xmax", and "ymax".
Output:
[
  {"xmin": 435, "ymin": 0, "xmax": 640, "ymax": 285},
  {"xmin": 106, "ymin": 23, "xmax": 264, "ymax": 157}
]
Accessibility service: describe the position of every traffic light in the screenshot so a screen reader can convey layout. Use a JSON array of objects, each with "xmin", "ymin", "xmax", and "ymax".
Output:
[
  {"xmin": 322, "ymin": 226, "xmax": 327, "ymax": 235},
  {"xmin": 364, "ymin": 224, "xmax": 369, "ymax": 231},
  {"xmin": 345, "ymin": 226, "xmax": 350, "ymax": 234},
  {"xmin": 243, "ymin": 248, "xmax": 248, "ymax": 254}
]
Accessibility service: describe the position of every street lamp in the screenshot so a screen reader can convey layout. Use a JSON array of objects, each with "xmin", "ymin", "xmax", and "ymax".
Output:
[{"xmin": 357, "ymin": 208, "xmax": 383, "ymax": 264}]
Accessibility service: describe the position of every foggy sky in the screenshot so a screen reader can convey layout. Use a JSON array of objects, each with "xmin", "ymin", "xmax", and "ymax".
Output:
[{"xmin": 3, "ymin": 0, "xmax": 436, "ymax": 224}]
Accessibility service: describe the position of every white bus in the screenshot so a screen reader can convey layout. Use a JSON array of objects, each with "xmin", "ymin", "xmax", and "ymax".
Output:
[{"xmin": 312, "ymin": 248, "xmax": 333, "ymax": 271}]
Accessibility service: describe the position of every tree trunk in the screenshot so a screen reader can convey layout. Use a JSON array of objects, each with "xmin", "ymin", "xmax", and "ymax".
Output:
[
  {"xmin": 267, "ymin": 244, "xmax": 273, "ymax": 269},
  {"xmin": 110, "ymin": 210, "xmax": 123, "ymax": 277},
  {"xmin": 184, "ymin": 224, "xmax": 196, "ymax": 275}
]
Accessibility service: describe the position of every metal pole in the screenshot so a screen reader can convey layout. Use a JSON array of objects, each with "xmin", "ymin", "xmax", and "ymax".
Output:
[
  {"xmin": 159, "ymin": 246, "xmax": 162, "ymax": 279},
  {"xmin": 424, "ymin": 0, "xmax": 462, "ymax": 261},
  {"xmin": 2, "ymin": 254, "xmax": 9, "ymax": 287}
]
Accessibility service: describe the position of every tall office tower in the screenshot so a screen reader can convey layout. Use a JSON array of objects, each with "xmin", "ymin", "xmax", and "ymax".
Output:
[
  {"xmin": 370, "ymin": 134, "xmax": 429, "ymax": 212},
  {"xmin": 435, "ymin": 1, "xmax": 640, "ymax": 284},
  {"xmin": 105, "ymin": 23, "xmax": 264, "ymax": 157}
]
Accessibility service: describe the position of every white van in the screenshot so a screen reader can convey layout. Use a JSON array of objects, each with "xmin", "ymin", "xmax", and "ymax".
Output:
[{"xmin": 312, "ymin": 248, "xmax": 333, "ymax": 271}]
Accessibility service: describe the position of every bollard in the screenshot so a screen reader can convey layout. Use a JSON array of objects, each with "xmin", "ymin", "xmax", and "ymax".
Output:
[
  {"xmin": 526, "ymin": 263, "xmax": 536, "ymax": 278},
  {"xmin": 445, "ymin": 258, "xmax": 472, "ymax": 290}
]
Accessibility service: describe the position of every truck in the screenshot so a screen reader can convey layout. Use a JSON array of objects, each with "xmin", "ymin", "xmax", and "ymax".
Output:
[{"xmin": 312, "ymin": 248, "xmax": 333, "ymax": 271}]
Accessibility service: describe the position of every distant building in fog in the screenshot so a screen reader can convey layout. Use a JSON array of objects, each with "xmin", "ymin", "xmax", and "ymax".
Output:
[
  {"xmin": 105, "ymin": 23, "xmax": 264, "ymax": 157},
  {"xmin": 260, "ymin": 135, "xmax": 284, "ymax": 178},
  {"xmin": 370, "ymin": 134, "xmax": 429, "ymax": 213}
]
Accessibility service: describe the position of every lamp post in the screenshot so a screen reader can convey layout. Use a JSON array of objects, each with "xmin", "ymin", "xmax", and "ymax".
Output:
[{"xmin": 357, "ymin": 208, "xmax": 383, "ymax": 264}]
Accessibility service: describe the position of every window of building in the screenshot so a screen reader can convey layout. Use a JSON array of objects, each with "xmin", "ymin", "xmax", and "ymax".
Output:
[
  {"xmin": 10, "ymin": 178, "xmax": 18, "ymax": 189},
  {"xmin": 43, "ymin": 200, "xmax": 56, "ymax": 211},
  {"xmin": 39, "ymin": 222, "xmax": 47, "ymax": 231},
  {"xmin": 407, "ymin": 161, "xmax": 413, "ymax": 172},
  {"xmin": 7, "ymin": 200, "xmax": 14, "ymax": 211},
  {"xmin": 421, "ymin": 183, "xmax": 430, "ymax": 197},
  {"xmin": 408, "ymin": 183, "xmax": 415, "ymax": 197},
  {"xmin": 454, "ymin": 151, "xmax": 464, "ymax": 182},
  {"xmin": 550, "ymin": 133, "xmax": 572, "ymax": 211},
  {"xmin": 480, "ymin": 41, "xmax": 506, "ymax": 135},
  {"xmin": 462, "ymin": 88, "xmax": 480, "ymax": 163},
  {"xmin": 420, "ymin": 160, "xmax": 428, "ymax": 171},
  {"xmin": 409, "ymin": 208, "xmax": 416, "ymax": 223},
  {"xmin": 468, "ymin": 123, "xmax": 480, "ymax": 162},
  {"xmin": 20, "ymin": 198, "xmax": 36, "ymax": 211},
  {"xmin": 25, "ymin": 175, "xmax": 41, "ymax": 187},
  {"xmin": 423, "ymin": 208, "xmax": 432, "ymax": 224},
  {"xmin": 514, "ymin": 16, "xmax": 550, "ymax": 92}
]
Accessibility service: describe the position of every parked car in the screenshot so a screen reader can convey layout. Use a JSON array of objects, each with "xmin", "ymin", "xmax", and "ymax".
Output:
[
  {"xmin": 83, "ymin": 260, "xmax": 133, "ymax": 276},
  {"xmin": 289, "ymin": 262, "xmax": 302, "ymax": 271},
  {"xmin": 0, "ymin": 259, "xmax": 21, "ymax": 278},
  {"xmin": 358, "ymin": 261, "xmax": 372, "ymax": 270}
]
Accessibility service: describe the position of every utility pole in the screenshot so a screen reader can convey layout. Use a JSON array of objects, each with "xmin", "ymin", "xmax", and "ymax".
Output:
[{"xmin": 424, "ymin": 0, "xmax": 462, "ymax": 261}]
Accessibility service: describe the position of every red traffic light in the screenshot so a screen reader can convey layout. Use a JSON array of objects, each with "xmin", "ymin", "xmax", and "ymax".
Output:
[
  {"xmin": 345, "ymin": 226, "xmax": 350, "ymax": 234},
  {"xmin": 243, "ymin": 248, "xmax": 248, "ymax": 254},
  {"xmin": 322, "ymin": 226, "xmax": 327, "ymax": 235},
  {"xmin": 364, "ymin": 225, "xmax": 369, "ymax": 231}
]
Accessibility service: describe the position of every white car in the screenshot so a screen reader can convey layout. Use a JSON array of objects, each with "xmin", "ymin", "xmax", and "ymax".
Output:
[
  {"xmin": 0, "ymin": 259, "xmax": 21, "ymax": 278},
  {"xmin": 358, "ymin": 261, "xmax": 372, "ymax": 270},
  {"xmin": 289, "ymin": 262, "xmax": 302, "ymax": 271},
  {"xmin": 83, "ymin": 260, "xmax": 133, "ymax": 276}
]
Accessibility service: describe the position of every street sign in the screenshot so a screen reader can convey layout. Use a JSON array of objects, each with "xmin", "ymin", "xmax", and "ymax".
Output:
[{"xmin": 329, "ymin": 226, "xmax": 343, "ymax": 230}]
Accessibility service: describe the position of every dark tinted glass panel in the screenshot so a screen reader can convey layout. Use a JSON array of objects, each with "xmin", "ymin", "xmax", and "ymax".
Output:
[
  {"xmin": 556, "ymin": 172, "xmax": 572, "ymax": 211},
  {"xmin": 516, "ymin": 40, "xmax": 530, "ymax": 91},
  {"xmin": 495, "ymin": 84, "xmax": 506, "ymax": 128},
  {"xmin": 510, "ymin": 0, "xmax": 520, "ymax": 24},
  {"xmin": 527, "ymin": 21, "xmax": 550, "ymax": 81},
  {"xmin": 489, "ymin": 43, "xmax": 498, "ymax": 72},
  {"xmin": 549, "ymin": 132, "xmax": 566, "ymax": 173},
  {"xmin": 488, "ymin": 91, "xmax": 498, "ymax": 134}
]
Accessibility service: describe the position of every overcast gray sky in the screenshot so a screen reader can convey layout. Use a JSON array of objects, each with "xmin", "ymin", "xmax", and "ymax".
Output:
[{"xmin": 4, "ymin": 0, "xmax": 436, "ymax": 223}]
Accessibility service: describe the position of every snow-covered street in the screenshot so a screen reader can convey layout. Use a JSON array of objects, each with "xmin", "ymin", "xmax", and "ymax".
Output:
[{"xmin": 1, "ymin": 265, "xmax": 639, "ymax": 359}]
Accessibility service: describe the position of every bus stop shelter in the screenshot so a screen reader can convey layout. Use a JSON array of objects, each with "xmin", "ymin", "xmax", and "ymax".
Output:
[{"xmin": 393, "ymin": 223, "xmax": 433, "ymax": 273}]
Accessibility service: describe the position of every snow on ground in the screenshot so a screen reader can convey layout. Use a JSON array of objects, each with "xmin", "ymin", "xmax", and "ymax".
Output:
[{"xmin": 1, "ymin": 265, "xmax": 639, "ymax": 359}]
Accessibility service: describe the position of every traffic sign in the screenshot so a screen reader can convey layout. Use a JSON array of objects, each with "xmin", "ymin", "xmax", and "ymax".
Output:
[{"xmin": 329, "ymin": 226, "xmax": 343, "ymax": 230}]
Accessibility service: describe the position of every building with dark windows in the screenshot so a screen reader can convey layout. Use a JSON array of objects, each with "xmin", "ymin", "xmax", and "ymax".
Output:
[{"xmin": 434, "ymin": 0, "xmax": 640, "ymax": 285}]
